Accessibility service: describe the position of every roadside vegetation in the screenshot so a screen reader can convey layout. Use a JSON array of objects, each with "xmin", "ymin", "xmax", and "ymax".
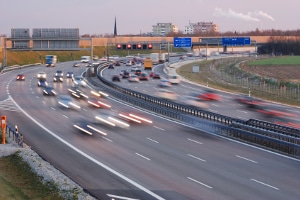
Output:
[{"xmin": 0, "ymin": 152, "xmax": 63, "ymax": 200}]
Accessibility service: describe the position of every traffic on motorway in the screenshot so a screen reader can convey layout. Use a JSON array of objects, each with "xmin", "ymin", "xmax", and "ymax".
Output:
[{"xmin": 1, "ymin": 54, "xmax": 300, "ymax": 200}]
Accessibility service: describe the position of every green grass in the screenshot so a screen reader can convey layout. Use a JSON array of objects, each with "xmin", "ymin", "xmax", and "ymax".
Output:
[
  {"xmin": 0, "ymin": 153, "xmax": 63, "ymax": 200},
  {"xmin": 247, "ymin": 56, "xmax": 300, "ymax": 65}
]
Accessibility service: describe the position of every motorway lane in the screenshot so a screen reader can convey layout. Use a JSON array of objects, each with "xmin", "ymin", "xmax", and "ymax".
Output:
[{"xmin": 2, "ymin": 62, "xmax": 300, "ymax": 199}]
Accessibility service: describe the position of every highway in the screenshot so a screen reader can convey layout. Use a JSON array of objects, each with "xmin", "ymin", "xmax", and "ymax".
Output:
[{"xmin": 0, "ymin": 59, "xmax": 300, "ymax": 200}]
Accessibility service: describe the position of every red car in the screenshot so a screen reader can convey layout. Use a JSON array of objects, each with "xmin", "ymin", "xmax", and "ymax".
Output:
[
  {"xmin": 149, "ymin": 72, "xmax": 160, "ymax": 79},
  {"xmin": 139, "ymin": 73, "xmax": 149, "ymax": 81},
  {"xmin": 197, "ymin": 90, "xmax": 222, "ymax": 101},
  {"xmin": 16, "ymin": 74, "xmax": 25, "ymax": 81}
]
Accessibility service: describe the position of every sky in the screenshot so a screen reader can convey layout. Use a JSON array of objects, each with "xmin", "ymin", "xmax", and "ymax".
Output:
[{"xmin": 1, "ymin": 0, "xmax": 299, "ymax": 36}]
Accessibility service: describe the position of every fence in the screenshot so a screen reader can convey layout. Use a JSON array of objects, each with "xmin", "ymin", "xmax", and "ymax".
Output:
[{"xmin": 5, "ymin": 124, "xmax": 24, "ymax": 147}]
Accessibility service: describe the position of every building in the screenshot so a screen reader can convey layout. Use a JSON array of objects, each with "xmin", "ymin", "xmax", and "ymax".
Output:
[
  {"xmin": 184, "ymin": 22, "xmax": 218, "ymax": 34},
  {"xmin": 152, "ymin": 23, "xmax": 178, "ymax": 36}
]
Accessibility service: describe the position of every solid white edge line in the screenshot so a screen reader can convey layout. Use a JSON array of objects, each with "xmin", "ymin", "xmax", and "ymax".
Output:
[{"xmin": 9, "ymin": 95, "xmax": 165, "ymax": 200}]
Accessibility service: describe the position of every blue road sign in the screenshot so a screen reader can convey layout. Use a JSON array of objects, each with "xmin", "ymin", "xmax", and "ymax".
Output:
[
  {"xmin": 222, "ymin": 37, "xmax": 251, "ymax": 46},
  {"xmin": 173, "ymin": 37, "xmax": 192, "ymax": 48}
]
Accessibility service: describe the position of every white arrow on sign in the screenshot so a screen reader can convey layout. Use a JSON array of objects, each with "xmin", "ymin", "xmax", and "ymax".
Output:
[{"xmin": 107, "ymin": 194, "xmax": 140, "ymax": 200}]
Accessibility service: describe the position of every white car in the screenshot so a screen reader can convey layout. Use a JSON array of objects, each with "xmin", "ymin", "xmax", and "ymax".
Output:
[
  {"xmin": 168, "ymin": 75, "xmax": 181, "ymax": 84},
  {"xmin": 72, "ymin": 76, "xmax": 87, "ymax": 87},
  {"xmin": 184, "ymin": 95, "xmax": 209, "ymax": 109},
  {"xmin": 37, "ymin": 72, "xmax": 47, "ymax": 79},
  {"xmin": 128, "ymin": 74, "xmax": 139, "ymax": 82},
  {"xmin": 135, "ymin": 62, "xmax": 142, "ymax": 67},
  {"xmin": 155, "ymin": 89, "xmax": 178, "ymax": 101},
  {"xmin": 125, "ymin": 61, "xmax": 133, "ymax": 66}
]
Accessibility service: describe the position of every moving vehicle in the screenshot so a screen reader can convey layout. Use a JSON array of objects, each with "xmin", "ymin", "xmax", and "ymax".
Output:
[
  {"xmin": 72, "ymin": 76, "xmax": 87, "ymax": 87},
  {"xmin": 168, "ymin": 75, "xmax": 181, "ymax": 84},
  {"xmin": 183, "ymin": 95, "xmax": 209, "ymax": 109},
  {"xmin": 57, "ymin": 95, "xmax": 81, "ymax": 110},
  {"xmin": 196, "ymin": 90, "xmax": 222, "ymax": 101},
  {"xmin": 200, "ymin": 49, "xmax": 211, "ymax": 57},
  {"xmin": 95, "ymin": 110, "xmax": 130, "ymax": 129},
  {"xmin": 45, "ymin": 55, "xmax": 57, "ymax": 67},
  {"xmin": 143, "ymin": 58, "xmax": 153, "ymax": 70},
  {"xmin": 66, "ymin": 71, "xmax": 74, "ymax": 78},
  {"xmin": 150, "ymin": 53, "xmax": 159, "ymax": 65},
  {"xmin": 155, "ymin": 89, "xmax": 177, "ymax": 101},
  {"xmin": 125, "ymin": 60, "xmax": 133, "ymax": 66},
  {"xmin": 16, "ymin": 74, "xmax": 25, "ymax": 81},
  {"xmin": 112, "ymin": 74, "xmax": 121, "ymax": 82},
  {"xmin": 68, "ymin": 86, "xmax": 89, "ymax": 99},
  {"xmin": 53, "ymin": 70, "xmax": 64, "ymax": 82},
  {"xmin": 87, "ymin": 97, "xmax": 111, "ymax": 109},
  {"xmin": 128, "ymin": 74, "xmax": 140, "ymax": 82},
  {"xmin": 139, "ymin": 72, "xmax": 149, "ymax": 81},
  {"xmin": 234, "ymin": 94, "xmax": 266, "ymax": 109},
  {"xmin": 37, "ymin": 72, "xmax": 47, "ymax": 79},
  {"xmin": 158, "ymin": 79, "xmax": 171, "ymax": 87},
  {"xmin": 108, "ymin": 64, "xmax": 114, "ymax": 69},
  {"xmin": 73, "ymin": 62, "xmax": 80, "ymax": 67},
  {"xmin": 74, "ymin": 120, "xmax": 107, "ymax": 136},
  {"xmin": 159, "ymin": 53, "xmax": 165, "ymax": 63},
  {"xmin": 43, "ymin": 86, "xmax": 57, "ymax": 96},
  {"xmin": 37, "ymin": 79, "xmax": 48, "ymax": 87},
  {"xmin": 81, "ymin": 56, "xmax": 90, "ymax": 63}
]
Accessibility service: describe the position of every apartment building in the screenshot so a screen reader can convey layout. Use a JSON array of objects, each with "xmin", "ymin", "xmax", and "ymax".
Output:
[
  {"xmin": 152, "ymin": 23, "xmax": 178, "ymax": 36},
  {"xmin": 185, "ymin": 22, "xmax": 218, "ymax": 34}
]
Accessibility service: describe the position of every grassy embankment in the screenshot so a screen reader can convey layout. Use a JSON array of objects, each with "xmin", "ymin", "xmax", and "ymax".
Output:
[{"xmin": 176, "ymin": 56, "xmax": 300, "ymax": 106}]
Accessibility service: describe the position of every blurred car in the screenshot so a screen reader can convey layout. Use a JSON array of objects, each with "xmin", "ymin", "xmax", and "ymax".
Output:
[
  {"xmin": 168, "ymin": 75, "xmax": 181, "ymax": 84},
  {"xmin": 197, "ymin": 90, "xmax": 222, "ymax": 101},
  {"xmin": 68, "ymin": 86, "xmax": 89, "ymax": 99},
  {"xmin": 135, "ymin": 62, "xmax": 142, "ymax": 67},
  {"xmin": 112, "ymin": 74, "xmax": 121, "ymax": 82},
  {"xmin": 121, "ymin": 70, "xmax": 130, "ymax": 79},
  {"xmin": 234, "ymin": 94, "xmax": 266, "ymax": 109},
  {"xmin": 55, "ymin": 70, "xmax": 63, "ymax": 77},
  {"xmin": 57, "ymin": 95, "xmax": 81, "ymax": 110},
  {"xmin": 37, "ymin": 79, "xmax": 48, "ymax": 87},
  {"xmin": 66, "ymin": 71, "xmax": 74, "ymax": 79},
  {"xmin": 37, "ymin": 72, "xmax": 47, "ymax": 79},
  {"xmin": 128, "ymin": 74, "xmax": 140, "ymax": 82},
  {"xmin": 108, "ymin": 64, "xmax": 114, "ymax": 69},
  {"xmin": 184, "ymin": 95, "xmax": 209, "ymax": 109},
  {"xmin": 149, "ymin": 71, "xmax": 161, "ymax": 79},
  {"xmin": 53, "ymin": 75, "xmax": 63, "ymax": 82},
  {"xmin": 95, "ymin": 110, "xmax": 130, "ymax": 129},
  {"xmin": 16, "ymin": 74, "xmax": 25, "ymax": 81},
  {"xmin": 74, "ymin": 120, "xmax": 107, "ymax": 136},
  {"xmin": 131, "ymin": 66, "xmax": 138, "ymax": 72},
  {"xmin": 72, "ymin": 75, "xmax": 87, "ymax": 87},
  {"xmin": 73, "ymin": 62, "xmax": 80, "ymax": 67},
  {"xmin": 125, "ymin": 60, "xmax": 133, "ymax": 66},
  {"xmin": 87, "ymin": 96, "xmax": 111, "ymax": 109},
  {"xmin": 155, "ymin": 89, "xmax": 177, "ymax": 101},
  {"xmin": 158, "ymin": 79, "xmax": 171, "ymax": 87},
  {"xmin": 117, "ymin": 109, "xmax": 153, "ymax": 124},
  {"xmin": 134, "ymin": 69, "xmax": 142, "ymax": 75},
  {"xmin": 114, "ymin": 62, "xmax": 121, "ymax": 66},
  {"xmin": 43, "ymin": 86, "xmax": 57, "ymax": 96},
  {"xmin": 139, "ymin": 72, "xmax": 149, "ymax": 81}
]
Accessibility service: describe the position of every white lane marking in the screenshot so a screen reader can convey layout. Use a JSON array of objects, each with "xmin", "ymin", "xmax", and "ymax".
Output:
[
  {"xmin": 9, "ymin": 95, "xmax": 164, "ymax": 200},
  {"xmin": 101, "ymin": 136, "xmax": 113, "ymax": 142},
  {"xmin": 187, "ymin": 154, "xmax": 206, "ymax": 162},
  {"xmin": 153, "ymin": 126, "xmax": 164, "ymax": 131},
  {"xmin": 208, "ymin": 109, "xmax": 218, "ymax": 113},
  {"xmin": 83, "ymin": 108, "xmax": 88, "ymax": 111},
  {"xmin": 36, "ymin": 96, "xmax": 39, "ymax": 98},
  {"xmin": 251, "ymin": 179, "xmax": 279, "ymax": 190},
  {"xmin": 187, "ymin": 138, "xmax": 203, "ymax": 144},
  {"xmin": 236, "ymin": 155, "xmax": 258, "ymax": 163},
  {"xmin": 107, "ymin": 194, "xmax": 139, "ymax": 200},
  {"xmin": 147, "ymin": 137, "xmax": 159, "ymax": 144},
  {"xmin": 135, "ymin": 153, "xmax": 151, "ymax": 161},
  {"xmin": 62, "ymin": 115, "xmax": 68, "ymax": 119},
  {"xmin": 51, "ymin": 107, "xmax": 56, "ymax": 110},
  {"xmin": 42, "ymin": 101, "xmax": 46, "ymax": 104},
  {"xmin": 187, "ymin": 177, "xmax": 213, "ymax": 189},
  {"xmin": 211, "ymin": 104, "xmax": 219, "ymax": 107}
]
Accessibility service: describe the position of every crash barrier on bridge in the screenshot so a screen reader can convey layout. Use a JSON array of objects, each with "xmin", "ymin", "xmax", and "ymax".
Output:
[
  {"xmin": 5, "ymin": 124, "xmax": 24, "ymax": 148},
  {"xmin": 0, "ymin": 63, "xmax": 41, "ymax": 73},
  {"xmin": 85, "ymin": 62, "xmax": 300, "ymax": 157}
]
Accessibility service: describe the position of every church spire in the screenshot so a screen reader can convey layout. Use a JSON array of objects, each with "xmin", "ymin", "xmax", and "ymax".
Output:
[{"xmin": 114, "ymin": 16, "xmax": 117, "ymax": 37}]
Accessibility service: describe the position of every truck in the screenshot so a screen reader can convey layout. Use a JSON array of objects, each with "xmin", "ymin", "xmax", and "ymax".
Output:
[
  {"xmin": 143, "ymin": 58, "xmax": 153, "ymax": 70},
  {"xmin": 45, "ymin": 55, "xmax": 57, "ymax": 67},
  {"xmin": 159, "ymin": 53, "xmax": 166, "ymax": 63},
  {"xmin": 150, "ymin": 53, "xmax": 159, "ymax": 65},
  {"xmin": 81, "ymin": 56, "xmax": 91, "ymax": 63}
]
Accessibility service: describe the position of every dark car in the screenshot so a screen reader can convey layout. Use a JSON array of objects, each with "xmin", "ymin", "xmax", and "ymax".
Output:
[
  {"xmin": 37, "ymin": 79, "xmax": 48, "ymax": 87},
  {"xmin": 16, "ymin": 74, "xmax": 25, "ymax": 81},
  {"xmin": 108, "ymin": 64, "xmax": 114, "ymax": 69},
  {"xmin": 121, "ymin": 71, "xmax": 130, "ymax": 79},
  {"xmin": 139, "ymin": 72, "xmax": 149, "ymax": 81},
  {"xmin": 53, "ymin": 75, "xmax": 63, "ymax": 82},
  {"xmin": 43, "ymin": 86, "xmax": 57, "ymax": 96},
  {"xmin": 73, "ymin": 62, "xmax": 80, "ymax": 67},
  {"xmin": 68, "ymin": 86, "xmax": 89, "ymax": 99},
  {"xmin": 134, "ymin": 69, "xmax": 142, "ymax": 75},
  {"xmin": 114, "ymin": 62, "xmax": 121, "ymax": 66},
  {"xmin": 112, "ymin": 74, "xmax": 121, "ymax": 82},
  {"xmin": 234, "ymin": 95, "xmax": 266, "ymax": 109},
  {"xmin": 66, "ymin": 71, "xmax": 74, "ymax": 79}
]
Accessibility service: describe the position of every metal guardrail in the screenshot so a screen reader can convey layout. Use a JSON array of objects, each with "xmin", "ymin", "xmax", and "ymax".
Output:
[{"xmin": 5, "ymin": 124, "xmax": 24, "ymax": 147}]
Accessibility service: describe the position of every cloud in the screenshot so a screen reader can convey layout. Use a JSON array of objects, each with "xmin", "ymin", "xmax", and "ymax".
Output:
[
  {"xmin": 254, "ymin": 11, "xmax": 275, "ymax": 21},
  {"xmin": 214, "ymin": 8, "xmax": 260, "ymax": 22}
]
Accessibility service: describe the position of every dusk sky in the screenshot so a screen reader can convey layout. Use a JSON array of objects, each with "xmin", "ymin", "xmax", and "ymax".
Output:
[{"xmin": 1, "ymin": 0, "xmax": 298, "ymax": 36}]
